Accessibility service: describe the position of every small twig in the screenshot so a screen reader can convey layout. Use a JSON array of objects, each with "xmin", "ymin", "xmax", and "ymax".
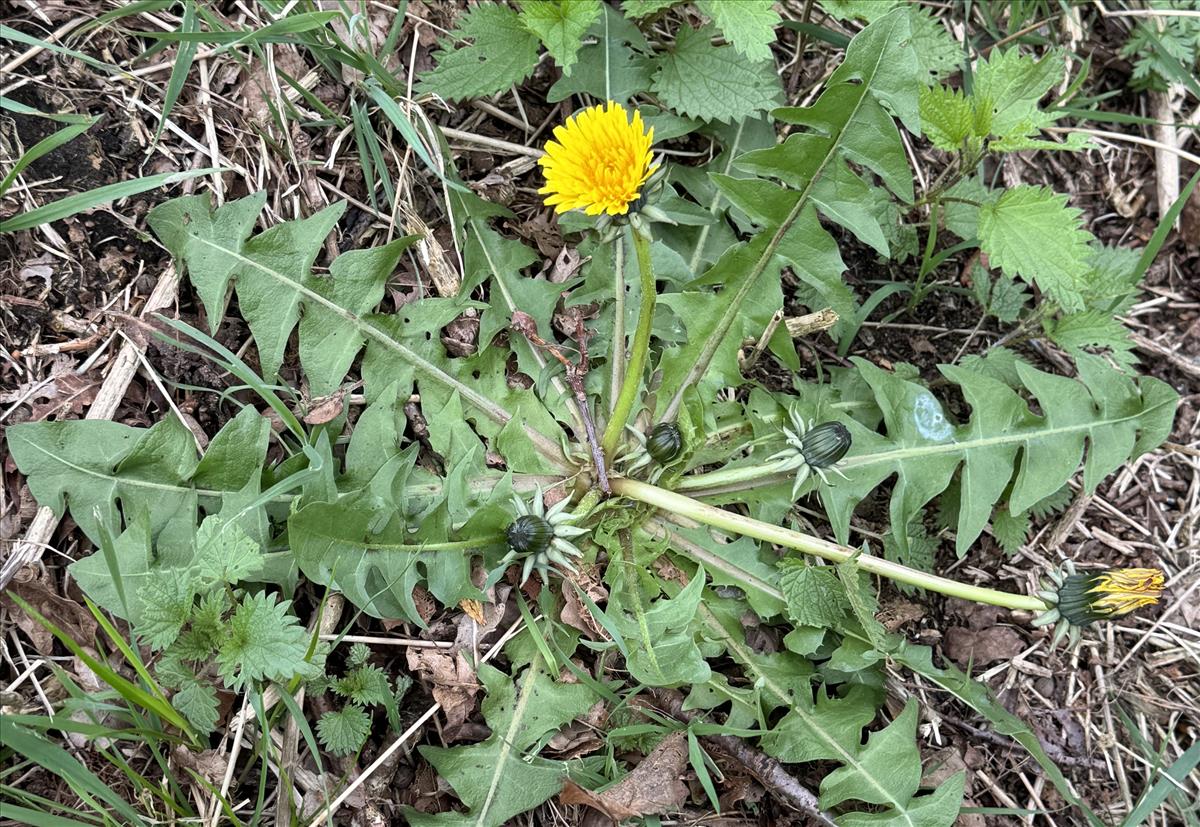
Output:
[
  {"xmin": 740, "ymin": 308, "xmax": 785, "ymax": 372},
  {"xmin": 648, "ymin": 687, "xmax": 838, "ymax": 827},
  {"xmin": 510, "ymin": 311, "xmax": 610, "ymax": 494}
]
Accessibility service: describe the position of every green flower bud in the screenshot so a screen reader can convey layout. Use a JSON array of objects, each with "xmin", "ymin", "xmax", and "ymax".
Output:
[
  {"xmin": 505, "ymin": 515, "xmax": 553, "ymax": 556},
  {"xmin": 799, "ymin": 421, "xmax": 852, "ymax": 469},
  {"xmin": 646, "ymin": 422, "xmax": 684, "ymax": 464}
]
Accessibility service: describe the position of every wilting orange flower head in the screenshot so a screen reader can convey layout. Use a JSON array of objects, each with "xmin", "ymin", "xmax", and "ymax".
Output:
[{"xmin": 538, "ymin": 101, "xmax": 657, "ymax": 217}]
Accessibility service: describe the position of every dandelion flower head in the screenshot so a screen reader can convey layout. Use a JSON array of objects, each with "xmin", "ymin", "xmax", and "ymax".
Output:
[{"xmin": 538, "ymin": 101, "xmax": 657, "ymax": 217}]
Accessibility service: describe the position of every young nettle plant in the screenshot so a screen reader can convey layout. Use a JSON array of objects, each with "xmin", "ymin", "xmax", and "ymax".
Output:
[{"xmin": 8, "ymin": 8, "xmax": 1180, "ymax": 826}]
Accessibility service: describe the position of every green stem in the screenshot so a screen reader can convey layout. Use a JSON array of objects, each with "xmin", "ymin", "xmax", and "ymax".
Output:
[
  {"xmin": 609, "ymin": 232, "xmax": 626, "ymax": 414},
  {"xmin": 613, "ymin": 478, "xmax": 1048, "ymax": 612},
  {"xmin": 676, "ymin": 457, "xmax": 797, "ymax": 492},
  {"xmin": 601, "ymin": 222, "xmax": 656, "ymax": 459}
]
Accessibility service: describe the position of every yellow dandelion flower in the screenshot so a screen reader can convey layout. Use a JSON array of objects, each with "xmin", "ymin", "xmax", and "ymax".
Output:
[
  {"xmin": 1046, "ymin": 566, "xmax": 1164, "ymax": 625},
  {"xmin": 538, "ymin": 101, "xmax": 657, "ymax": 217}
]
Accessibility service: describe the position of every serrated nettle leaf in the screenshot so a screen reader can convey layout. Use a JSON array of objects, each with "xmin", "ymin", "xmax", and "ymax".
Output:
[
  {"xmin": 973, "ymin": 48, "xmax": 1065, "ymax": 140},
  {"xmin": 217, "ymin": 591, "xmax": 314, "ymax": 690},
  {"xmin": 622, "ymin": 0, "xmax": 681, "ymax": 19},
  {"xmin": 907, "ymin": 5, "xmax": 960, "ymax": 84},
  {"xmin": 778, "ymin": 561, "xmax": 848, "ymax": 628},
  {"xmin": 821, "ymin": 0, "xmax": 902, "ymax": 23},
  {"xmin": 991, "ymin": 506, "xmax": 1029, "ymax": 555},
  {"xmin": 419, "ymin": 3, "xmax": 541, "ymax": 100},
  {"xmin": 695, "ymin": 0, "xmax": 780, "ymax": 63},
  {"xmin": 919, "ymin": 84, "xmax": 978, "ymax": 152},
  {"xmin": 817, "ymin": 358, "xmax": 1177, "ymax": 558},
  {"xmin": 193, "ymin": 516, "xmax": 263, "ymax": 585},
  {"xmin": 650, "ymin": 24, "xmax": 783, "ymax": 123},
  {"xmin": 519, "ymin": 0, "xmax": 600, "ymax": 75},
  {"xmin": 837, "ymin": 557, "xmax": 895, "ymax": 653},
  {"xmin": 978, "ymin": 186, "xmax": 1093, "ymax": 311},
  {"xmin": 173, "ymin": 680, "xmax": 220, "ymax": 735},
  {"xmin": 136, "ymin": 569, "xmax": 195, "ymax": 651},
  {"xmin": 1045, "ymin": 310, "xmax": 1137, "ymax": 369},
  {"xmin": 318, "ymin": 705, "xmax": 372, "ymax": 756}
]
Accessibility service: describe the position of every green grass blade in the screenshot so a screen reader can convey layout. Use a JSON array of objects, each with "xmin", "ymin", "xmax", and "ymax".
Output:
[
  {"xmin": 0, "ymin": 724, "xmax": 144, "ymax": 823},
  {"xmin": 6, "ymin": 595, "xmax": 193, "ymax": 734},
  {"xmin": 0, "ymin": 118, "xmax": 97, "ymax": 199},
  {"xmin": 0, "ymin": 803, "xmax": 102, "ymax": 827},
  {"xmin": 1133, "ymin": 167, "xmax": 1200, "ymax": 283},
  {"xmin": 0, "ymin": 98, "xmax": 93, "ymax": 122},
  {"xmin": 0, "ymin": 167, "xmax": 220, "ymax": 234},
  {"xmin": 0, "ymin": 25, "xmax": 122, "ymax": 73},
  {"xmin": 154, "ymin": 0, "xmax": 200, "ymax": 144},
  {"xmin": 1122, "ymin": 740, "xmax": 1200, "ymax": 827},
  {"xmin": 365, "ymin": 80, "xmax": 469, "ymax": 195}
]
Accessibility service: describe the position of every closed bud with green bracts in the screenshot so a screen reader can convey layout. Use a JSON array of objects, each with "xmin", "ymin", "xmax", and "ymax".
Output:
[
  {"xmin": 505, "ymin": 515, "xmax": 553, "ymax": 556},
  {"xmin": 646, "ymin": 422, "xmax": 684, "ymax": 464},
  {"xmin": 799, "ymin": 421, "xmax": 851, "ymax": 469}
]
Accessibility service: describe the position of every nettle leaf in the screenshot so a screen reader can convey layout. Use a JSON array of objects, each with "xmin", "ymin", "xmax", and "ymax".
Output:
[
  {"xmin": 819, "ymin": 357, "xmax": 1178, "ymax": 558},
  {"xmin": 136, "ymin": 570, "xmax": 195, "ymax": 651},
  {"xmin": 820, "ymin": 0, "xmax": 901, "ymax": 22},
  {"xmin": 695, "ymin": 0, "xmax": 780, "ymax": 62},
  {"xmin": 908, "ymin": 5, "xmax": 960, "ymax": 84},
  {"xmin": 519, "ymin": 0, "xmax": 600, "ymax": 75},
  {"xmin": 1045, "ymin": 310, "xmax": 1137, "ymax": 369},
  {"xmin": 418, "ymin": 3, "xmax": 541, "ymax": 100},
  {"xmin": 173, "ymin": 680, "xmax": 220, "ymax": 735},
  {"xmin": 408, "ymin": 661, "xmax": 594, "ymax": 827},
  {"xmin": 609, "ymin": 565, "xmax": 711, "ymax": 686},
  {"xmin": 650, "ymin": 25, "xmax": 782, "ymax": 123},
  {"xmin": 973, "ymin": 48, "xmax": 1063, "ymax": 139},
  {"xmin": 978, "ymin": 186, "xmax": 1093, "ymax": 312},
  {"xmin": 778, "ymin": 561, "xmax": 848, "ymax": 628},
  {"xmin": 991, "ymin": 507, "xmax": 1029, "ymax": 555},
  {"xmin": 919, "ymin": 84, "xmax": 979, "ymax": 152},
  {"xmin": 920, "ymin": 47, "xmax": 1087, "ymax": 155},
  {"xmin": 216, "ymin": 591, "xmax": 313, "ymax": 690},
  {"xmin": 194, "ymin": 516, "xmax": 263, "ymax": 585},
  {"xmin": 622, "ymin": 0, "xmax": 680, "ymax": 18},
  {"xmin": 318, "ymin": 706, "xmax": 372, "ymax": 756}
]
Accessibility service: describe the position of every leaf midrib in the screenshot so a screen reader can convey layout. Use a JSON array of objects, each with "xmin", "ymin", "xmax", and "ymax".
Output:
[
  {"xmin": 841, "ymin": 398, "xmax": 1173, "ymax": 470},
  {"xmin": 476, "ymin": 663, "xmax": 539, "ymax": 825},
  {"xmin": 189, "ymin": 234, "xmax": 569, "ymax": 470},
  {"xmin": 701, "ymin": 604, "xmax": 916, "ymax": 824}
]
